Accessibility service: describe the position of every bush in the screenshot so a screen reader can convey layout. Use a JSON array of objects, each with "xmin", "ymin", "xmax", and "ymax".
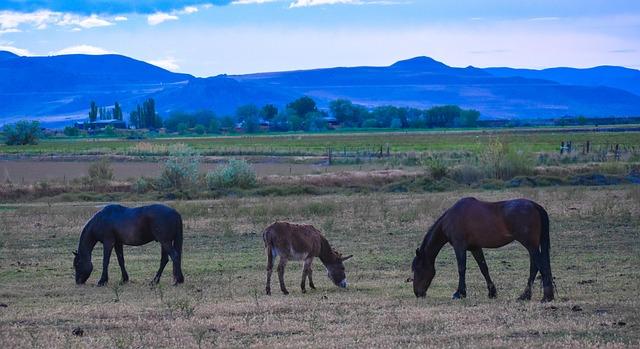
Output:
[
  {"xmin": 87, "ymin": 158, "xmax": 114, "ymax": 183},
  {"xmin": 481, "ymin": 139, "xmax": 533, "ymax": 180},
  {"xmin": 426, "ymin": 158, "xmax": 448, "ymax": 180},
  {"xmin": 451, "ymin": 164, "xmax": 484, "ymax": 184},
  {"xmin": 158, "ymin": 145, "xmax": 201, "ymax": 191},
  {"xmin": 206, "ymin": 159, "xmax": 257, "ymax": 190},
  {"xmin": 63, "ymin": 126, "xmax": 80, "ymax": 137},
  {"xmin": 194, "ymin": 124, "xmax": 206, "ymax": 135},
  {"xmin": 3, "ymin": 120, "xmax": 42, "ymax": 145},
  {"xmin": 132, "ymin": 177, "xmax": 151, "ymax": 193}
]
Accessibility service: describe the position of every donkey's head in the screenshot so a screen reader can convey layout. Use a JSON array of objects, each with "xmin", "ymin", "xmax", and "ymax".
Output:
[
  {"xmin": 325, "ymin": 251, "xmax": 353, "ymax": 288},
  {"xmin": 412, "ymin": 248, "xmax": 435, "ymax": 298},
  {"xmin": 73, "ymin": 251, "xmax": 93, "ymax": 285}
]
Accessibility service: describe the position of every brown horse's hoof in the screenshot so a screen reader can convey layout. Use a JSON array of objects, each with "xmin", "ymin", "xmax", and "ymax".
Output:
[{"xmin": 488, "ymin": 284, "xmax": 497, "ymax": 298}]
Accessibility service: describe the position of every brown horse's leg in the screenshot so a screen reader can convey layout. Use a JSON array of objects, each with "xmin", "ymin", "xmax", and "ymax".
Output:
[
  {"xmin": 518, "ymin": 253, "xmax": 537, "ymax": 301},
  {"xmin": 471, "ymin": 249, "xmax": 496, "ymax": 298},
  {"xmin": 97, "ymin": 242, "xmax": 113, "ymax": 286},
  {"xmin": 114, "ymin": 242, "xmax": 129, "ymax": 284},
  {"xmin": 277, "ymin": 257, "xmax": 289, "ymax": 295},
  {"xmin": 266, "ymin": 246, "xmax": 274, "ymax": 295},
  {"xmin": 308, "ymin": 260, "xmax": 316, "ymax": 290},
  {"xmin": 152, "ymin": 247, "xmax": 169, "ymax": 285},
  {"xmin": 164, "ymin": 244, "xmax": 184, "ymax": 285},
  {"xmin": 452, "ymin": 247, "xmax": 467, "ymax": 299}
]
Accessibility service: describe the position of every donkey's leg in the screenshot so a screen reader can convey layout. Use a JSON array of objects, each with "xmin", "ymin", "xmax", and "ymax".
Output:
[
  {"xmin": 452, "ymin": 247, "xmax": 467, "ymax": 299},
  {"xmin": 301, "ymin": 257, "xmax": 313, "ymax": 293},
  {"xmin": 152, "ymin": 247, "xmax": 169, "ymax": 285},
  {"xmin": 97, "ymin": 242, "xmax": 114, "ymax": 286},
  {"xmin": 518, "ymin": 252, "xmax": 537, "ymax": 301},
  {"xmin": 277, "ymin": 257, "xmax": 289, "ymax": 295},
  {"xmin": 471, "ymin": 248, "xmax": 496, "ymax": 298},
  {"xmin": 307, "ymin": 259, "xmax": 316, "ymax": 290},
  {"xmin": 266, "ymin": 245, "xmax": 274, "ymax": 295},
  {"xmin": 114, "ymin": 242, "xmax": 129, "ymax": 284}
]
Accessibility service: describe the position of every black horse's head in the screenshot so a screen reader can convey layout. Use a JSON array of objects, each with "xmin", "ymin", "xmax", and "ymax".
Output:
[
  {"xmin": 73, "ymin": 251, "xmax": 93, "ymax": 284},
  {"xmin": 325, "ymin": 252, "xmax": 353, "ymax": 288},
  {"xmin": 412, "ymin": 248, "xmax": 435, "ymax": 298}
]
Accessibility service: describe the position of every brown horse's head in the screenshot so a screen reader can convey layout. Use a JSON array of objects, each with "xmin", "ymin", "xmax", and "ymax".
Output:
[
  {"xmin": 412, "ymin": 248, "xmax": 435, "ymax": 297},
  {"xmin": 325, "ymin": 252, "xmax": 353, "ymax": 288},
  {"xmin": 73, "ymin": 251, "xmax": 93, "ymax": 284}
]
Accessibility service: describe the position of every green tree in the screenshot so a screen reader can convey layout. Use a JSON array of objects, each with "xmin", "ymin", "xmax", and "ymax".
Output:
[
  {"xmin": 3, "ymin": 120, "xmax": 42, "ymax": 145},
  {"xmin": 208, "ymin": 118, "xmax": 220, "ymax": 134},
  {"xmin": 287, "ymin": 96, "xmax": 317, "ymax": 119},
  {"xmin": 330, "ymin": 99, "xmax": 368, "ymax": 127},
  {"xmin": 194, "ymin": 124, "xmax": 206, "ymax": 135},
  {"xmin": 236, "ymin": 104, "xmax": 260, "ymax": 133},
  {"xmin": 113, "ymin": 102, "xmax": 123, "ymax": 121},
  {"xmin": 460, "ymin": 109, "xmax": 480, "ymax": 127},
  {"xmin": 260, "ymin": 104, "xmax": 278, "ymax": 120},
  {"xmin": 89, "ymin": 101, "xmax": 98, "ymax": 122}
]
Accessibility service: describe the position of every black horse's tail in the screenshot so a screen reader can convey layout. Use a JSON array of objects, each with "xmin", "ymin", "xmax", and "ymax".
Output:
[{"xmin": 173, "ymin": 213, "xmax": 185, "ymax": 283}]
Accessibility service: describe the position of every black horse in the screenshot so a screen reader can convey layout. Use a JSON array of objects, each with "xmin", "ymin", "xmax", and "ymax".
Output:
[
  {"xmin": 73, "ymin": 204, "xmax": 184, "ymax": 286},
  {"xmin": 412, "ymin": 197, "xmax": 554, "ymax": 302}
]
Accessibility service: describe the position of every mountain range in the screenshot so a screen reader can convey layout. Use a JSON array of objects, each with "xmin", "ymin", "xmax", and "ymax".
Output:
[{"xmin": 1, "ymin": 50, "xmax": 639, "ymax": 126}]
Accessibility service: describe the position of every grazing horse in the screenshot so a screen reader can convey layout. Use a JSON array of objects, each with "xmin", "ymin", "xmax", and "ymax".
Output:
[
  {"xmin": 73, "ymin": 204, "xmax": 184, "ymax": 286},
  {"xmin": 412, "ymin": 197, "xmax": 554, "ymax": 302},
  {"xmin": 263, "ymin": 221, "xmax": 353, "ymax": 295}
]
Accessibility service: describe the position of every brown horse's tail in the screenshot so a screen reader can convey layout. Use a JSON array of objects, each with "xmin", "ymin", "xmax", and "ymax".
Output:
[
  {"xmin": 173, "ymin": 214, "xmax": 184, "ymax": 283},
  {"xmin": 536, "ymin": 203, "xmax": 554, "ymax": 300}
]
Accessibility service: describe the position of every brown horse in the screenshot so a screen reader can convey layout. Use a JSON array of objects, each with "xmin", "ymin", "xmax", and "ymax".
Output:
[
  {"xmin": 412, "ymin": 197, "xmax": 554, "ymax": 302},
  {"xmin": 263, "ymin": 221, "xmax": 353, "ymax": 295}
]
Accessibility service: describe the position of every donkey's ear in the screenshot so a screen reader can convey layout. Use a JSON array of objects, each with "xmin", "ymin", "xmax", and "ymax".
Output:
[{"xmin": 341, "ymin": 255, "xmax": 353, "ymax": 261}]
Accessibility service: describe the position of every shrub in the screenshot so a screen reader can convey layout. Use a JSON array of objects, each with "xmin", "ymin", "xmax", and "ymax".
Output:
[
  {"xmin": 132, "ymin": 177, "xmax": 151, "ymax": 193},
  {"xmin": 451, "ymin": 164, "xmax": 484, "ymax": 184},
  {"xmin": 194, "ymin": 124, "xmax": 206, "ymax": 135},
  {"xmin": 206, "ymin": 159, "xmax": 257, "ymax": 190},
  {"xmin": 481, "ymin": 138, "xmax": 533, "ymax": 180},
  {"xmin": 426, "ymin": 158, "xmax": 448, "ymax": 180},
  {"xmin": 3, "ymin": 120, "xmax": 42, "ymax": 145},
  {"xmin": 158, "ymin": 145, "xmax": 201, "ymax": 192},
  {"xmin": 63, "ymin": 126, "xmax": 80, "ymax": 137},
  {"xmin": 87, "ymin": 158, "xmax": 114, "ymax": 183}
]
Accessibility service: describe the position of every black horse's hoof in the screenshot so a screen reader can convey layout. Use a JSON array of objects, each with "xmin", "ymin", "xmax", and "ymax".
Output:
[
  {"xmin": 97, "ymin": 280, "xmax": 107, "ymax": 287},
  {"xmin": 452, "ymin": 291, "xmax": 466, "ymax": 299},
  {"xmin": 281, "ymin": 290, "xmax": 290, "ymax": 295},
  {"xmin": 518, "ymin": 292, "xmax": 532, "ymax": 301},
  {"xmin": 266, "ymin": 288, "xmax": 271, "ymax": 296},
  {"xmin": 301, "ymin": 289, "xmax": 307, "ymax": 294},
  {"xmin": 310, "ymin": 285, "xmax": 316, "ymax": 290},
  {"xmin": 488, "ymin": 285, "xmax": 497, "ymax": 299}
]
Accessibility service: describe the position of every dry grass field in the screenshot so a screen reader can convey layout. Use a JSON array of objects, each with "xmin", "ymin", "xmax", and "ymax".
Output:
[{"xmin": 1, "ymin": 186, "xmax": 639, "ymax": 348}]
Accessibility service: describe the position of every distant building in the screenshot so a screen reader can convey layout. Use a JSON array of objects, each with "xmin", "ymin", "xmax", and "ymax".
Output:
[{"xmin": 74, "ymin": 119, "xmax": 127, "ymax": 130}]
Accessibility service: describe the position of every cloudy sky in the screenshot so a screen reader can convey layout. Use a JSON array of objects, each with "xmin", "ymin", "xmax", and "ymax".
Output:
[{"xmin": 1, "ymin": 0, "xmax": 639, "ymax": 76}]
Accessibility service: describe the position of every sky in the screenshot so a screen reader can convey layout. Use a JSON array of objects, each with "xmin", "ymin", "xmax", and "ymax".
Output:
[{"xmin": 0, "ymin": 0, "xmax": 639, "ymax": 76}]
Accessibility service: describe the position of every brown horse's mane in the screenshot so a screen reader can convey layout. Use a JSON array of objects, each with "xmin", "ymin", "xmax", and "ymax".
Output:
[{"xmin": 418, "ymin": 211, "xmax": 447, "ymax": 254}]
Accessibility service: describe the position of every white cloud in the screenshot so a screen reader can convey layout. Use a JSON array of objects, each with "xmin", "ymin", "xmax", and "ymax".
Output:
[
  {"xmin": 114, "ymin": 16, "xmax": 128, "ymax": 21},
  {"xmin": 57, "ymin": 14, "xmax": 113, "ymax": 28},
  {"xmin": 0, "ymin": 10, "xmax": 112, "ymax": 30},
  {"xmin": 148, "ymin": 57, "xmax": 180, "ymax": 71},
  {"xmin": 0, "ymin": 45, "xmax": 32, "ymax": 56},
  {"xmin": 0, "ymin": 28, "xmax": 21, "ymax": 35},
  {"xmin": 147, "ymin": 12, "xmax": 179, "ymax": 25},
  {"xmin": 182, "ymin": 6, "xmax": 199, "ymax": 14},
  {"xmin": 232, "ymin": 0, "xmax": 280, "ymax": 4},
  {"xmin": 51, "ymin": 45, "xmax": 113, "ymax": 55},
  {"xmin": 289, "ymin": 0, "xmax": 399, "ymax": 7}
]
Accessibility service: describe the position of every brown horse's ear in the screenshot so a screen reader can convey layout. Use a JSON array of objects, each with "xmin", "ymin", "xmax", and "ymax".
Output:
[
  {"xmin": 341, "ymin": 255, "xmax": 353, "ymax": 261},
  {"xmin": 415, "ymin": 248, "xmax": 421, "ymax": 257},
  {"xmin": 72, "ymin": 250, "xmax": 77, "ymax": 256}
]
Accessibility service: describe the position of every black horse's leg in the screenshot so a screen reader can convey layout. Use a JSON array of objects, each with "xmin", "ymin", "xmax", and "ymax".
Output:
[
  {"xmin": 452, "ymin": 247, "xmax": 467, "ymax": 299},
  {"xmin": 152, "ymin": 247, "xmax": 169, "ymax": 285},
  {"xmin": 97, "ymin": 242, "xmax": 113, "ymax": 286},
  {"xmin": 114, "ymin": 242, "xmax": 129, "ymax": 284},
  {"xmin": 518, "ymin": 252, "xmax": 538, "ymax": 301},
  {"xmin": 526, "ymin": 248, "xmax": 553, "ymax": 302},
  {"xmin": 471, "ymin": 249, "xmax": 496, "ymax": 298},
  {"xmin": 162, "ymin": 242, "xmax": 184, "ymax": 285}
]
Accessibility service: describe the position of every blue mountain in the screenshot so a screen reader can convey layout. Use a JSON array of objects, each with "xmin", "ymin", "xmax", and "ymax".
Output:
[{"xmin": 0, "ymin": 51, "xmax": 639, "ymax": 125}]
